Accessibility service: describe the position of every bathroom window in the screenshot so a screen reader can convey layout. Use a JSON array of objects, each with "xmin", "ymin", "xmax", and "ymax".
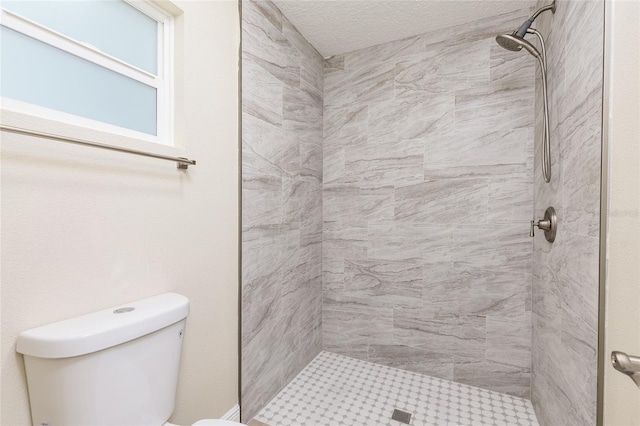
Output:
[{"xmin": 0, "ymin": 0, "xmax": 175, "ymax": 145}]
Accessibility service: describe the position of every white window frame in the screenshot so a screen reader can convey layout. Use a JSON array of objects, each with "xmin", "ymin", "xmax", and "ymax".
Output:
[{"xmin": 0, "ymin": 0, "xmax": 175, "ymax": 146}]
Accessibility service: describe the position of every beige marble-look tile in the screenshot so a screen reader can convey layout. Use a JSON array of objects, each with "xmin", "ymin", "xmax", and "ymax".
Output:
[
  {"xmin": 301, "ymin": 59, "xmax": 323, "ymax": 93},
  {"xmin": 241, "ymin": 354, "xmax": 283, "ymax": 423},
  {"xmin": 282, "ymin": 326, "xmax": 323, "ymax": 389},
  {"xmin": 281, "ymin": 13, "xmax": 318, "ymax": 60},
  {"xmin": 558, "ymin": 81, "xmax": 602, "ymax": 170},
  {"xmin": 368, "ymin": 344, "xmax": 455, "ymax": 380},
  {"xmin": 322, "ymin": 223, "xmax": 368, "ymax": 260},
  {"xmin": 560, "ymin": 301, "xmax": 597, "ymax": 391},
  {"xmin": 324, "ymin": 61, "xmax": 395, "ymax": 109},
  {"xmin": 323, "ymin": 104, "xmax": 368, "ymax": 149},
  {"xmin": 530, "ymin": 1, "xmax": 603, "ymax": 423},
  {"xmin": 395, "ymin": 178, "xmax": 488, "ymax": 224},
  {"xmin": 369, "ymin": 95, "xmax": 455, "ymax": 141},
  {"xmin": 244, "ymin": 0, "xmax": 281, "ymax": 31},
  {"xmin": 323, "ymin": 183, "xmax": 395, "ymax": 226},
  {"xmin": 244, "ymin": 50, "xmax": 300, "ymax": 88},
  {"xmin": 454, "ymin": 358, "xmax": 531, "ymax": 399},
  {"xmin": 242, "ymin": 270, "xmax": 282, "ymax": 347},
  {"xmin": 281, "ymin": 175, "xmax": 307, "ymax": 223},
  {"xmin": 300, "ymin": 244, "xmax": 322, "ymax": 285},
  {"xmin": 323, "ymin": 223, "xmax": 368, "ymax": 291},
  {"xmin": 367, "ymin": 222, "xmax": 453, "ymax": 263},
  {"xmin": 424, "ymin": 163, "xmax": 528, "ymax": 181},
  {"xmin": 487, "ymin": 176, "xmax": 534, "ymax": 224},
  {"xmin": 454, "ymin": 79, "xmax": 534, "ymax": 134},
  {"xmin": 395, "ymin": 39, "xmax": 491, "ymax": 99},
  {"xmin": 394, "ymin": 309, "xmax": 486, "ymax": 360},
  {"xmin": 422, "ymin": 266, "xmax": 528, "ymax": 320},
  {"xmin": 278, "ymin": 269, "xmax": 308, "ymax": 352},
  {"xmin": 324, "ymin": 54, "xmax": 344, "ymax": 75},
  {"xmin": 242, "ymin": 223, "xmax": 300, "ymax": 285},
  {"xmin": 322, "ymin": 147, "xmax": 344, "ymax": 185},
  {"xmin": 241, "ymin": 2, "xmax": 287, "ymax": 69},
  {"xmin": 563, "ymin": 0, "xmax": 604, "ymax": 106},
  {"xmin": 242, "ymin": 55, "xmax": 284, "ymax": 127},
  {"xmin": 322, "ymin": 308, "xmax": 370, "ymax": 359},
  {"xmin": 555, "ymin": 233, "xmax": 599, "ymax": 332},
  {"xmin": 242, "ymin": 171, "xmax": 282, "ymax": 228},
  {"xmin": 314, "ymin": 0, "xmax": 541, "ymax": 405},
  {"xmin": 323, "ymin": 301, "xmax": 394, "ymax": 348},
  {"xmin": 241, "ymin": 287, "xmax": 293, "ymax": 420},
  {"xmin": 343, "ymin": 259, "xmax": 423, "ymax": 308},
  {"xmin": 425, "ymin": 7, "xmax": 533, "ymax": 51},
  {"xmin": 487, "ymin": 316, "xmax": 532, "ymax": 369},
  {"xmin": 452, "ymin": 224, "xmax": 532, "ymax": 269},
  {"xmin": 242, "ymin": 112, "xmax": 298, "ymax": 176},
  {"xmin": 300, "ymin": 142, "xmax": 322, "ymax": 180},
  {"xmin": 424, "ymin": 127, "xmax": 532, "ymax": 179},
  {"xmin": 322, "ymin": 68, "xmax": 351, "ymax": 109},
  {"xmin": 343, "ymin": 137, "xmax": 424, "ymax": 186},
  {"xmin": 283, "ymin": 81, "xmax": 322, "ymax": 134},
  {"xmin": 490, "ymin": 43, "xmax": 535, "ymax": 85},
  {"xmin": 563, "ymin": 141, "xmax": 601, "ymax": 238},
  {"xmin": 242, "ymin": 1, "xmax": 325, "ymax": 419},
  {"xmin": 342, "ymin": 33, "xmax": 424, "ymax": 71}
]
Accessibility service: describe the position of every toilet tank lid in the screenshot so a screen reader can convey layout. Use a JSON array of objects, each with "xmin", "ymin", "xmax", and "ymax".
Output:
[{"xmin": 16, "ymin": 293, "xmax": 189, "ymax": 359}]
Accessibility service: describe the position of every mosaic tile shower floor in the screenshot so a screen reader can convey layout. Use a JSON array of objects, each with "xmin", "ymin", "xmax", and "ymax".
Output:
[{"xmin": 253, "ymin": 351, "xmax": 539, "ymax": 426}]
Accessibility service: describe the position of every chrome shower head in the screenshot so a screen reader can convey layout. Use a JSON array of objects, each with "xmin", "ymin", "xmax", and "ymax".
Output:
[
  {"xmin": 495, "ymin": 1, "xmax": 555, "ymax": 184},
  {"xmin": 495, "ymin": 33, "xmax": 541, "ymax": 58},
  {"xmin": 496, "ymin": 1, "xmax": 555, "ymax": 57}
]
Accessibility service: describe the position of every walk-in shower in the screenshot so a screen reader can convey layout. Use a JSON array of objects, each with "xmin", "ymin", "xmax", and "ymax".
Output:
[
  {"xmin": 496, "ymin": 1, "xmax": 556, "ymax": 183},
  {"xmin": 242, "ymin": 0, "xmax": 605, "ymax": 423}
]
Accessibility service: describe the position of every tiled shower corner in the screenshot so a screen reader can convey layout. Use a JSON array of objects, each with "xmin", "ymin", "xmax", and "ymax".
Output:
[{"xmin": 254, "ymin": 351, "xmax": 539, "ymax": 426}]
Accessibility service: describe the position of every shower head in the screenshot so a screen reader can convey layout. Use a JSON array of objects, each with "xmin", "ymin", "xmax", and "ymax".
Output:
[
  {"xmin": 495, "ymin": 1, "xmax": 555, "ymax": 184},
  {"xmin": 496, "ymin": 1, "xmax": 555, "ymax": 56},
  {"xmin": 495, "ymin": 33, "xmax": 541, "ymax": 58}
]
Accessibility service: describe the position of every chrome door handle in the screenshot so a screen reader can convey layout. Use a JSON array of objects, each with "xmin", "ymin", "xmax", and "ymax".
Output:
[{"xmin": 611, "ymin": 351, "xmax": 640, "ymax": 388}]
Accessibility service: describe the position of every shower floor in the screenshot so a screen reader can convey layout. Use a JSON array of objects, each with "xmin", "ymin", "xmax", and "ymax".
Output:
[{"xmin": 252, "ymin": 351, "xmax": 539, "ymax": 426}]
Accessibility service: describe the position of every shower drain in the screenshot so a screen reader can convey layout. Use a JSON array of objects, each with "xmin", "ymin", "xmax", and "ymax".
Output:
[{"xmin": 391, "ymin": 408, "xmax": 412, "ymax": 424}]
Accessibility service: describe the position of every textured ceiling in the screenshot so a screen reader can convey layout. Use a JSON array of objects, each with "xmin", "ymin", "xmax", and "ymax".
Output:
[{"xmin": 272, "ymin": 0, "xmax": 537, "ymax": 57}]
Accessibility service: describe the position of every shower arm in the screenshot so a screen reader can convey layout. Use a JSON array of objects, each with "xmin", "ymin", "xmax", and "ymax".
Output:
[
  {"xmin": 530, "ymin": 2, "xmax": 556, "ymax": 21},
  {"xmin": 527, "ymin": 28, "xmax": 552, "ymax": 183},
  {"xmin": 514, "ymin": 1, "xmax": 556, "ymax": 37}
]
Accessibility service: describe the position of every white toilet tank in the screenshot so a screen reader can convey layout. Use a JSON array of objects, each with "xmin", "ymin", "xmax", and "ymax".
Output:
[{"xmin": 16, "ymin": 293, "xmax": 190, "ymax": 426}]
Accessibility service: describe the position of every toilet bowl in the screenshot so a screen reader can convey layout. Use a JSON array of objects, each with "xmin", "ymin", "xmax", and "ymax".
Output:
[{"xmin": 16, "ymin": 293, "xmax": 245, "ymax": 426}]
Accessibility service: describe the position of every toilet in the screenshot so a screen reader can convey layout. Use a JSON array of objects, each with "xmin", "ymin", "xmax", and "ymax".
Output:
[{"xmin": 16, "ymin": 293, "xmax": 244, "ymax": 426}]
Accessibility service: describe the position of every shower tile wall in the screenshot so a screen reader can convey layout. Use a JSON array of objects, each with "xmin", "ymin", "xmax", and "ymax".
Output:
[
  {"xmin": 322, "ymin": 9, "xmax": 537, "ymax": 398},
  {"xmin": 530, "ymin": 0, "xmax": 603, "ymax": 424},
  {"xmin": 241, "ymin": 0, "xmax": 324, "ymax": 420}
]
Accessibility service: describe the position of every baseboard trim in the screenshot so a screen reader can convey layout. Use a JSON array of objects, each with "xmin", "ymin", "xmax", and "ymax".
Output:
[{"xmin": 221, "ymin": 404, "xmax": 241, "ymax": 422}]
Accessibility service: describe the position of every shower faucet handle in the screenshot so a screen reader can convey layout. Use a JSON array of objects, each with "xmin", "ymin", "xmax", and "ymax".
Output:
[
  {"xmin": 530, "ymin": 218, "xmax": 551, "ymax": 236},
  {"xmin": 530, "ymin": 207, "xmax": 557, "ymax": 242}
]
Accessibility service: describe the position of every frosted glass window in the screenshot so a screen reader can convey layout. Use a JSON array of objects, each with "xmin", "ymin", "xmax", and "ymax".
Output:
[
  {"xmin": 2, "ymin": 0, "xmax": 158, "ymax": 74},
  {"xmin": 0, "ymin": 27, "xmax": 157, "ymax": 135}
]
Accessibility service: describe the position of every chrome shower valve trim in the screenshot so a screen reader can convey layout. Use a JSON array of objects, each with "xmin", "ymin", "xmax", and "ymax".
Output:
[{"xmin": 530, "ymin": 207, "xmax": 557, "ymax": 242}]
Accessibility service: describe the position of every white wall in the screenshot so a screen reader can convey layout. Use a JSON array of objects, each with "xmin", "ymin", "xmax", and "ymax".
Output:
[
  {"xmin": 0, "ymin": 1, "xmax": 240, "ymax": 424},
  {"xmin": 603, "ymin": 0, "xmax": 640, "ymax": 424}
]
